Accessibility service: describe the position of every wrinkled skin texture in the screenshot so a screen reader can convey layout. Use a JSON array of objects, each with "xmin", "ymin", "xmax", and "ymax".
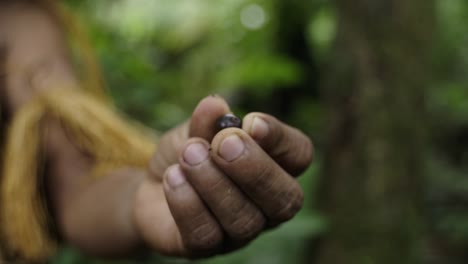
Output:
[
  {"xmin": 135, "ymin": 96, "xmax": 314, "ymax": 257},
  {"xmin": 0, "ymin": 1, "xmax": 314, "ymax": 259}
]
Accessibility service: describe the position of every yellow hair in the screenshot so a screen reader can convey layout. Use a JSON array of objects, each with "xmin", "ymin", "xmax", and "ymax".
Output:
[{"xmin": 1, "ymin": 89, "xmax": 156, "ymax": 262}]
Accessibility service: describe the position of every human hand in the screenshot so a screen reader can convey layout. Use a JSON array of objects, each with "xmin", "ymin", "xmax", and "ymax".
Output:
[{"xmin": 133, "ymin": 96, "xmax": 313, "ymax": 257}]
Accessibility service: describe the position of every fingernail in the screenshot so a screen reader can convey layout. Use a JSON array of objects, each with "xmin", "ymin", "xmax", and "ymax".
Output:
[
  {"xmin": 183, "ymin": 143, "xmax": 209, "ymax": 166},
  {"xmin": 250, "ymin": 116, "xmax": 269, "ymax": 140},
  {"xmin": 219, "ymin": 135, "xmax": 245, "ymax": 161},
  {"xmin": 167, "ymin": 166, "xmax": 186, "ymax": 188}
]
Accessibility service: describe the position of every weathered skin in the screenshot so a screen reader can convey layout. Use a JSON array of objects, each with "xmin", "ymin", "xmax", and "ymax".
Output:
[{"xmin": 0, "ymin": 1, "xmax": 314, "ymax": 259}]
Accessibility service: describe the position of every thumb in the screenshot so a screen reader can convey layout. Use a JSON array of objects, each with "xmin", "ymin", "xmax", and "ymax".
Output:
[
  {"xmin": 189, "ymin": 95, "xmax": 231, "ymax": 141},
  {"xmin": 148, "ymin": 96, "xmax": 230, "ymax": 181}
]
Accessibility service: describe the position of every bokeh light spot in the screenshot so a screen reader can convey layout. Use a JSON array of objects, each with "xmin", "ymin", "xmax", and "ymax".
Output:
[{"xmin": 240, "ymin": 4, "xmax": 267, "ymax": 30}]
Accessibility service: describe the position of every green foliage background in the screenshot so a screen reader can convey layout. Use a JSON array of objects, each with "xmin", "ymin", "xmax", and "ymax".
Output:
[
  {"xmin": 48, "ymin": 0, "xmax": 468, "ymax": 263},
  {"xmin": 52, "ymin": 0, "xmax": 325, "ymax": 263}
]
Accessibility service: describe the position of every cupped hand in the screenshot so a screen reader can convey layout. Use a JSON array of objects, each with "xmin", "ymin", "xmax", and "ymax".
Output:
[{"xmin": 133, "ymin": 96, "xmax": 313, "ymax": 257}]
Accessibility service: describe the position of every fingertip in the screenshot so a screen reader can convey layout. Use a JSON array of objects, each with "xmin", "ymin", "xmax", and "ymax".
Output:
[
  {"xmin": 162, "ymin": 162, "xmax": 225, "ymax": 256},
  {"xmin": 195, "ymin": 96, "xmax": 230, "ymax": 113},
  {"xmin": 190, "ymin": 96, "xmax": 231, "ymax": 140},
  {"xmin": 219, "ymin": 134, "xmax": 246, "ymax": 162},
  {"xmin": 242, "ymin": 113, "xmax": 257, "ymax": 132},
  {"xmin": 180, "ymin": 138, "xmax": 210, "ymax": 167},
  {"xmin": 243, "ymin": 113, "xmax": 314, "ymax": 176},
  {"xmin": 300, "ymin": 135, "xmax": 315, "ymax": 171},
  {"xmin": 243, "ymin": 113, "xmax": 270, "ymax": 143},
  {"xmin": 164, "ymin": 165, "xmax": 187, "ymax": 190},
  {"xmin": 211, "ymin": 128, "xmax": 250, "ymax": 163}
]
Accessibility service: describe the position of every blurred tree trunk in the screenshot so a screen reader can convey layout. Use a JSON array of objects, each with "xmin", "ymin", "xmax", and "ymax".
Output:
[{"xmin": 316, "ymin": 1, "xmax": 435, "ymax": 264}]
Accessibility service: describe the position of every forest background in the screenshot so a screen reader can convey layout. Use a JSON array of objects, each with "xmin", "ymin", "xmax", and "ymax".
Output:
[{"xmin": 51, "ymin": 0, "xmax": 468, "ymax": 263}]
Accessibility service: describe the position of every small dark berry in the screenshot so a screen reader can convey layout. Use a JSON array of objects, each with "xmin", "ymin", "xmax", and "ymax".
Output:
[{"xmin": 216, "ymin": 114, "xmax": 242, "ymax": 130}]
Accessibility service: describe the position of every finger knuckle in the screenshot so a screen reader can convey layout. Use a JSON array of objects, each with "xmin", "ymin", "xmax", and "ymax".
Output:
[
  {"xmin": 220, "ymin": 195, "xmax": 249, "ymax": 217},
  {"xmin": 271, "ymin": 187, "xmax": 304, "ymax": 222},
  {"xmin": 229, "ymin": 211, "xmax": 265, "ymax": 241},
  {"xmin": 248, "ymin": 166, "xmax": 275, "ymax": 193},
  {"xmin": 185, "ymin": 223, "xmax": 223, "ymax": 251}
]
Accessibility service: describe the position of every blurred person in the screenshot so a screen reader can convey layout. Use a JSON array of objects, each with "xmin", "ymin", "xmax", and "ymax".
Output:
[{"xmin": 0, "ymin": 0, "xmax": 313, "ymax": 262}]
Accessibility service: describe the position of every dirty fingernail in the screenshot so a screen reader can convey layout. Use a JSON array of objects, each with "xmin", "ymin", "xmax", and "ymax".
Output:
[
  {"xmin": 219, "ymin": 135, "xmax": 245, "ymax": 161},
  {"xmin": 184, "ymin": 143, "xmax": 209, "ymax": 166},
  {"xmin": 167, "ymin": 166, "xmax": 186, "ymax": 188},
  {"xmin": 250, "ymin": 116, "xmax": 269, "ymax": 140}
]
